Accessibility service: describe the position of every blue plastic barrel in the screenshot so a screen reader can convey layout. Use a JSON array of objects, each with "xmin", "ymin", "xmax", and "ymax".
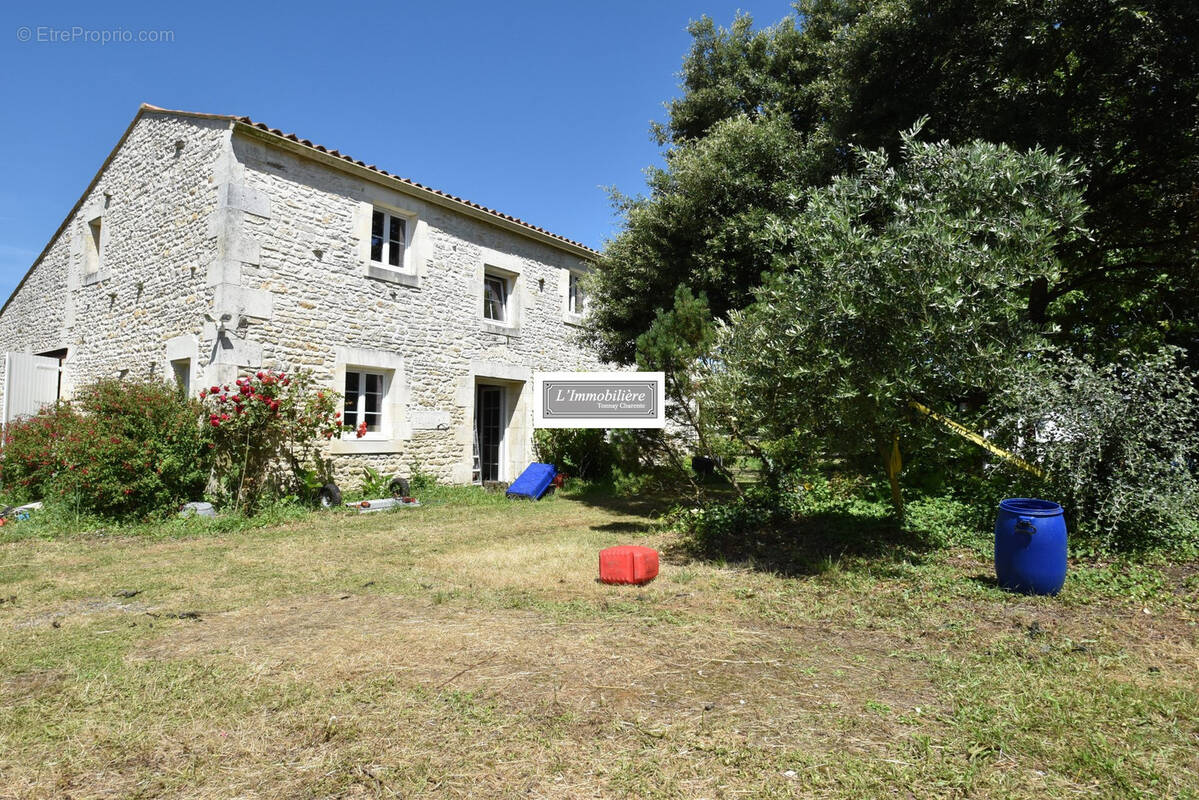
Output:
[{"xmin": 994, "ymin": 498, "xmax": 1067, "ymax": 595}]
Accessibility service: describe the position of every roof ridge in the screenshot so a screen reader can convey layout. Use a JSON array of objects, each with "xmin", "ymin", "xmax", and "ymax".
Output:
[
  {"xmin": 138, "ymin": 104, "xmax": 597, "ymax": 255},
  {"xmin": 0, "ymin": 104, "xmax": 597, "ymax": 320}
]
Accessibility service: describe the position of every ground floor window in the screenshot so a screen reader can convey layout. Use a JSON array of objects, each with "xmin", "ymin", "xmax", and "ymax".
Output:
[
  {"xmin": 344, "ymin": 370, "xmax": 387, "ymax": 434},
  {"xmin": 171, "ymin": 358, "xmax": 190, "ymax": 397}
]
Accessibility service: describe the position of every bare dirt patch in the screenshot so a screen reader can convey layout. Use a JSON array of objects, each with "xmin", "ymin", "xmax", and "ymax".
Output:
[
  {"xmin": 62, "ymin": 592, "xmax": 959, "ymax": 798},
  {"xmin": 135, "ymin": 593, "xmax": 933, "ymax": 723}
]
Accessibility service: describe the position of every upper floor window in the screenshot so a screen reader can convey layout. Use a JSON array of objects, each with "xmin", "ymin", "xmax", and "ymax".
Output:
[
  {"xmin": 483, "ymin": 272, "xmax": 510, "ymax": 323},
  {"xmin": 84, "ymin": 216, "xmax": 103, "ymax": 275},
  {"xmin": 568, "ymin": 271, "xmax": 587, "ymax": 315},
  {"xmin": 344, "ymin": 369, "xmax": 387, "ymax": 436},
  {"xmin": 370, "ymin": 209, "xmax": 407, "ymax": 269}
]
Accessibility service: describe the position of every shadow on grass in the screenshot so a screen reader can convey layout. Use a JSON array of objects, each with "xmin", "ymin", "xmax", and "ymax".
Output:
[
  {"xmin": 668, "ymin": 509, "xmax": 942, "ymax": 578},
  {"xmin": 560, "ymin": 480, "xmax": 954, "ymax": 578},
  {"xmin": 590, "ymin": 521, "xmax": 656, "ymax": 535},
  {"xmin": 559, "ymin": 482, "xmax": 682, "ymax": 518},
  {"xmin": 967, "ymin": 573, "xmax": 1000, "ymax": 590}
]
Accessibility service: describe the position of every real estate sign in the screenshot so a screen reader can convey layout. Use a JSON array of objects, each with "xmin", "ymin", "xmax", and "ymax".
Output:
[{"xmin": 534, "ymin": 372, "xmax": 665, "ymax": 428}]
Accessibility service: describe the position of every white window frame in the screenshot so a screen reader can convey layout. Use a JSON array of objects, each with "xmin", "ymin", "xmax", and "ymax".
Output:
[
  {"xmin": 342, "ymin": 368, "xmax": 390, "ymax": 441},
  {"xmin": 330, "ymin": 347, "xmax": 408, "ymax": 455},
  {"xmin": 567, "ymin": 270, "xmax": 587, "ymax": 315},
  {"xmin": 483, "ymin": 271, "xmax": 510, "ymax": 324},
  {"xmin": 478, "ymin": 249, "xmax": 522, "ymax": 335},
  {"xmin": 369, "ymin": 207, "xmax": 411, "ymax": 272}
]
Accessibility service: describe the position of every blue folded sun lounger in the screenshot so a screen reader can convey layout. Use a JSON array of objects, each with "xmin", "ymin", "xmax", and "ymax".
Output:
[{"xmin": 506, "ymin": 462, "xmax": 557, "ymax": 500}]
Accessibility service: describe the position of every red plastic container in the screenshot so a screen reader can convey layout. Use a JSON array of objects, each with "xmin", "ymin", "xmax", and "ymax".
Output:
[{"xmin": 598, "ymin": 545, "xmax": 659, "ymax": 585}]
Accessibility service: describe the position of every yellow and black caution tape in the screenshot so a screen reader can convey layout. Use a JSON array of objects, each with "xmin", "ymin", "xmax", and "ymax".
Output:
[
  {"xmin": 881, "ymin": 434, "xmax": 904, "ymax": 517},
  {"xmin": 908, "ymin": 400, "xmax": 1046, "ymax": 479}
]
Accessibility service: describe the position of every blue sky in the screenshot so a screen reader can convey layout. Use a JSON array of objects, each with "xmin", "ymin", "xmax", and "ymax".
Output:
[{"xmin": 0, "ymin": 0, "xmax": 791, "ymax": 300}]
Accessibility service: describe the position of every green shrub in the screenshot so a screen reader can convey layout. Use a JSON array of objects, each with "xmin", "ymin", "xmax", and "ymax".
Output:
[
  {"xmin": 667, "ymin": 482, "xmax": 802, "ymax": 558},
  {"xmin": 533, "ymin": 428, "xmax": 614, "ymax": 480},
  {"xmin": 358, "ymin": 465, "xmax": 394, "ymax": 498},
  {"xmin": 902, "ymin": 494, "xmax": 987, "ymax": 549},
  {"xmin": 992, "ymin": 348, "xmax": 1199, "ymax": 553},
  {"xmin": 0, "ymin": 380, "xmax": 212, "ymax": 518},
  {"xmin": 408, "ymin": 460, "xmax": 436, "ymax": 492},
  {"xmin": 610, "ymin": 465, "xmax": 656, "ymax": 496}
]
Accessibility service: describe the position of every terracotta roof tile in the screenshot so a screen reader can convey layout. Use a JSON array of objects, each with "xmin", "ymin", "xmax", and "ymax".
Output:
[{"xmin": 228, "ymin": 112, "xmax": 596, "ymax": 254}]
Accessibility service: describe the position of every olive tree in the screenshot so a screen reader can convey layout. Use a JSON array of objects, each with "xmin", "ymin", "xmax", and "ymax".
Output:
[{"xmin": 707, "ymin": 130, "xmax": 1089, "ymax": 511}]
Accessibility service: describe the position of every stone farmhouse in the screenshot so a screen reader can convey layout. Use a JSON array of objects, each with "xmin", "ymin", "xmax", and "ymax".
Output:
[{"xmin": 0, "ymin": 104, "xmax": 604, "ymax": 486}]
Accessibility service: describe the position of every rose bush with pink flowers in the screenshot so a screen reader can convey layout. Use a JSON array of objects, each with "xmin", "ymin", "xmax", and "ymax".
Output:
[{"xmin": 201, "ymin": 369, "xmax": 344, "ymax": 511}]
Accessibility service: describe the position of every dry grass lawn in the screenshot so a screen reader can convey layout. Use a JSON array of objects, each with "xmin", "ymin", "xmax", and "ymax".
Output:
[{"xmin": 1, "ymin": 487, "xmax": 1197, "ymax": 798}]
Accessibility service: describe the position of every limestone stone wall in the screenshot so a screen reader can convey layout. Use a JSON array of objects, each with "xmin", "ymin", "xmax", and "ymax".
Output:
[
  {"xmin": 224, "ymin": 130, "xmax": 606, "ymax": 486},
  {"xmin": 0, "ymin": 110, "xmax": 607, "ymax": 489},
  {"xmin": 0, "ymin": 110, "xmax": 228, "ymax": 406}
]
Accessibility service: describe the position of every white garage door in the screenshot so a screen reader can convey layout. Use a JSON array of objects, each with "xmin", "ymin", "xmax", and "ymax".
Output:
[{"xmin": 3, "ymin": 352, "xmax": 61, "ymax": 424}]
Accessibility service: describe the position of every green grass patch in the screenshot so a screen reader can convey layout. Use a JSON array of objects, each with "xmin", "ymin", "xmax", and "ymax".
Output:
[{"xmin": 1, "ymin": 484, "xmax": 1195, "ymax": 798}]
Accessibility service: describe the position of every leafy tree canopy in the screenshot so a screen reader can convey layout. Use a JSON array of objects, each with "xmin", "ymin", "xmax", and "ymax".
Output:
[
  {"xmin": 706, "ymin": 132, "xmax": 1089, "ymax": 475},
  {"xmin": 590, "ymin": 0, "xmax": 1198, "ymax": 365},
  {"xmin": 589, "ymin": 114, "xmax": 815, "ymax": 362}
]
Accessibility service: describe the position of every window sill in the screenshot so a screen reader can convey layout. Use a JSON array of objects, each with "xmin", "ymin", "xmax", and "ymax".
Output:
[
  {"xmin": 365, "ymin": 263, "xmax": 420, "ymax": 288},
  {"xmin": 329, "ymin": 438, "xmax": 406, "ymax": 455},
  {"xmin": 563, "ymin": 312, "xmax": 587, "ymax": 327},
  {"xmin": 82, "ymin": 270, "xmax": 110, "ymax": 287},
  {"xmin": 481, "ymin": 320, "xmax": 520, "ymax": 337}
]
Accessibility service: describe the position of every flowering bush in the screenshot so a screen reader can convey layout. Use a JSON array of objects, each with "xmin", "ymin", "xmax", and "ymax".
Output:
[
  {"xmin": 0, "ymin": 380, "xmax": 212, "ymax": 518},
  {"xmin": 0, "ymin": 403, "xmax": 82, "ymax": 504},
  {"xmin": 201, "ymin": 369, "xmax": 344, "ymax": 511}
]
